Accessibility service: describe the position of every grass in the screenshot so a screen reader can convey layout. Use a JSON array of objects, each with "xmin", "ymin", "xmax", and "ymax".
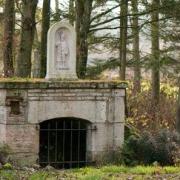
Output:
[{"xmin": 0, "ymin": 165, "xmax": 180, "ymax": 180}]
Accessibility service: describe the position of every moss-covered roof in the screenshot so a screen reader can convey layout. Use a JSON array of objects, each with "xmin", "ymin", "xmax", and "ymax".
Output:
[{"xmin": 0, "ymin": 78, "xmax": 127, "ymax": 89}]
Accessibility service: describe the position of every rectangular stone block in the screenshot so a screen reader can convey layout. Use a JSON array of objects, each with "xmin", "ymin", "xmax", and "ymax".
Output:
[
  {"xmin": 28, "ymin": 100, "xmax": 107, "ymax": 124},
  {"xmin": 28, "ymin": 97, "xmax": 40, "ymax": 101},
  {"xmin": 113, "ymin": 89, "xmax": 126, "ymax": 97},
  {"xmin": 91, "ymin": 123, "xmax": 112, "ymax": 152},
  {"xmin": 0, "ymin": 106, "xmax": 7, "ymax": 123},
  {"xmin": 113, "ymin": 122, "xmax": 124, "ymax": 148},
  {"xmin": 28, "ymin": 89, "xmax": 42, "ymax": 93},
  {"xmin": 114, "ymin": 97, "xmax": 125, "ymax": 123},
  {"xmin": 0, "ymin": 90, "xmax": 6, "ymax": 106},
  {"xmin": 0, "ymin": 124, "xmax": 6, "ymax": 143},
  {"xmin": 6, "ymin": 124, "xmax": 39, "ymax": 154}
]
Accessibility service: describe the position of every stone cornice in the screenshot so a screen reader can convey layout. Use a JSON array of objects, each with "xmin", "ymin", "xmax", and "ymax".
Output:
[{"xmin": 0, "ymin": 79, "xmax": 127, "ymax": 89}]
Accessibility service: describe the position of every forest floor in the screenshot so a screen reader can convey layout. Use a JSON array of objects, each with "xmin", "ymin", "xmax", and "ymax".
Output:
[{"xmin": 0, "ymin": 165, "xmax": 180, "ymax": 180}]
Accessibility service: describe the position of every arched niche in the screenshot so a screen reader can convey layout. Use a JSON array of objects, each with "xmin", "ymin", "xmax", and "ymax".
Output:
[{"xmin": 46, "ymin": 21, "xmax": 77, "ymax": 79}]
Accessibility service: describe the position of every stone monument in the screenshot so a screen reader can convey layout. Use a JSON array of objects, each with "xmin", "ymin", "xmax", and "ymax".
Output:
[
  {"xmin": 46, "ymin": 21, "xmax": 78, "ymax": 79},
  {"xmin": 0, "ymin": 20, "xmax": 126, "ymax": 167}
]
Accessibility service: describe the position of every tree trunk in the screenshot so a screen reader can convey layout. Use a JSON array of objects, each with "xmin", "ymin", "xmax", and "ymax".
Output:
[
  {"xmin": 75, "ymin": 0, "xmax": 93, "ymax": 78},
  {"xmin": 32, "ymin": 49, "xmax": 41, "ymax": 78},
  {"xmin": 32, "ymin": 26, "xmax": 41, "ymax": 78},
  {"xmin": 119, "ymin": 0, "xmax": 128, "ymax": 80},
  {"xmin": 40, "ymin": 0, "xmax": 51, "ymax": 78},
  {"xmin": 3, "ymin": 0, "xmax": 14, "ymax": 77},
  {"xmin": 69, "ymin": 0, "xmax": 75, "ymax": 25},
  {"xmin": 132, "ymin": 0, "xmax": 141, "ymax": 92},
  {"xmin": 54, "ymin": 0, "xmax": 61, "ymax": 21},
  {"xmin": 16, "ymin": 0, "xmax": 38, "ymax": 77},
  {"xmin": 176, "ymin": 81, "xmax": 180, "ymax": 133},
  {"xmin": 55, "ymin": 0, "xmax": 59, "ymax": 13},
  {"xmin": 151, "ymin": 0, "xmax": 160, "ymax": 104}
]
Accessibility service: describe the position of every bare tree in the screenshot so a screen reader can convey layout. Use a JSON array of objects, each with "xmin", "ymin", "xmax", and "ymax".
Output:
[
  {"xmin": 119, "ymin": 0, "xmax": 128, "ymax": 80},
  {"xmin": 3, "ymin": 0, "xmax": 15, "ymax": 77},
  {"xmin": 40, "ymin": 0, "xmax": 51, "ymax": 78},
  {"xmin": 151, "ymin": 0, "xmax": 160, "ymax": 104},
  {"xmin": 132, "ymin": 0, "xmax": 141, "ymax": 92},
  {"xmin": 75, "ymin": 0, "xmax": 93, "ymax": 78},
  {"xmin": 69, "ymin": 0, "xmax": 75, "ymax": 25},
  {"xmin": 16, "ymin": 0, "xmax": 38, "ymax": 77}
]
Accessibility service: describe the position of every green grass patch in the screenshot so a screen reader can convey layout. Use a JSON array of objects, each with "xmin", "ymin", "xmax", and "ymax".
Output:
[
  {"xmin": 29, "ymin": 171, "xmax": 49, "ymax": 180},
  {"xmin": 128, "ymin": 166, "xmax": 161, "ymax": 175},
  {"xmin": 101, "ymin": 165, "xmax": 128, "ymax": 173},
  {"xmin": 0, "ymin": 170, "xmax": 18, "ymax": 180},
  {"xmin": 0, "ymin": 166, "xmax": 179, "ymax": 179},
  {"xmin": 69, "ymin": 165, "xmax": 180, "ymax": 179},
  {"xmin": 163, "ymin": 166, "xmax": 180, "ymax": 174}
]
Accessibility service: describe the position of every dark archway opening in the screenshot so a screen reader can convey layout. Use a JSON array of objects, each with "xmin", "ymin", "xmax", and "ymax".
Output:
[{"xmin": 39, "ymin": 118, "xmax": 89, "ymax": 169}]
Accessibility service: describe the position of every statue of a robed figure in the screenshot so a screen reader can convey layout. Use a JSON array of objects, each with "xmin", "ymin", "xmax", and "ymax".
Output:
[
  {"xmin": 55, "ymin": 31, "xmax": 69, "ymax": 70},
  {"xmin": 46, "ymin": 21, "xmax": 77, "ymax": 79}
]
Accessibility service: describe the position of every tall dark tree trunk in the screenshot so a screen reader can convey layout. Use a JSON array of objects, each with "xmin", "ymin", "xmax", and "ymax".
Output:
[
  {"xmin": 55, "ymin": 0, "xmax": 59, "ymax": 13},
  {"xmin": 40, "ymin": 0, "xmax": 51, "ymax": 78},
  {"xmin": 120, "ymin": 0, "xmax": 128, "ymax": 80},
  {"xmin": 3, "ymin": 0, "xmax": 14, "ymax": 77},
  {"xmin": 54, "ymin": 0, "xmax": 61, "ymax": 21},
  {"xmin": 32, "ymin": 26, "xmax": 41, "ymax": 78},
  {"xmin": 151, "ymin": 0, "xmax": 160, "ymax": 104},
  {"xmin": 75, "ymin": 0, "xmax": 93, "ymax": 78},
  {"xmin": 16, "ymin": 0, "xmax": 38, "ymax": 77},
  {"xmin": 132, "ymin": 0, "xmax": 141, "ymax": 92},
  {"xmin": 69, "ymin": 0, "xmax": 75, "ymax": 25}
]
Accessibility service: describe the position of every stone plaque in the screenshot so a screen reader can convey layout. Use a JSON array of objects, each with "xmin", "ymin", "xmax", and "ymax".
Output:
[{"xmin": 46, "ymin": 21, "xmax": 77, "ymax": 79}]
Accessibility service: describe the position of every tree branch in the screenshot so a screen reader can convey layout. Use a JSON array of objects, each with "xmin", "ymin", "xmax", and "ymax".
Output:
[{"xmin": 90, "ymin": 4, "xmax": 119, "ymax": 23}]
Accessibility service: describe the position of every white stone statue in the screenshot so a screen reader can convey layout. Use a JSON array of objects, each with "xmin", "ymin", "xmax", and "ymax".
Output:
[
  {"xmin": 46, "ymin": 21, "xmax": 78, "ymax": 79},
  {"xmin": 55, "ymin": 31, "xmax": 69, "ymax": 69}
]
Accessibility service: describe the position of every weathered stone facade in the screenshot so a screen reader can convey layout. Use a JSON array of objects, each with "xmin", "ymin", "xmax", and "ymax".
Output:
[{"xmin": 0, "ymin": 80, "xmax": 126, "ymax": 166}]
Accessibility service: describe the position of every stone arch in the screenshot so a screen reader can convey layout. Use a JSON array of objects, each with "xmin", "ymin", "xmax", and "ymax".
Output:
[
  {"xmin": 39, "ymin": 116, "xmax": 92, "ymax": 124},
  {"xmin": 39, "ymin": 117, "xmax": 92, "ymax": 168}
]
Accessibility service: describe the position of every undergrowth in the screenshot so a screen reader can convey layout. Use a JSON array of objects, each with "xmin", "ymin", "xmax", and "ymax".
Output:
[
  {"xmin": 127, "ymin": 81, "xmax": 178, "ymax": 132},
  {"xmin": 1, "ymin": 165, "xmax": 179, "ymax": 180}
]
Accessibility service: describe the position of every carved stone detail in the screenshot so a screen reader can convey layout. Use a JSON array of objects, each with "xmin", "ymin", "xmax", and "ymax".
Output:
[
  {"xmin": 46, "ymin": 21, "xmax": 77, "ymax": 79},
  {"xmin": 55, "ymin": 29, "xmax": 69, "ymax": 70}
]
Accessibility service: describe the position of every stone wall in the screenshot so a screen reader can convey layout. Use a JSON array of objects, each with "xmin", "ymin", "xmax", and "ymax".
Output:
[{"xmin": 0, "ymin": 80, "xmax": 126, "ymax": 166}]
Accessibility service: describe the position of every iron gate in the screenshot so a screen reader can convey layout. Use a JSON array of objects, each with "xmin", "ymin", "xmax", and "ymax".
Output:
[{"xmin": 39, "ymin": 118, "xmax": 88, "ymax": 169}]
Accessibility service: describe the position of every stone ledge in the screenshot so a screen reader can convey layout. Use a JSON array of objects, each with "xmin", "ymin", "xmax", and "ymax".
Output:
[{"xmin": 0, "ymin": 79, "xmax": 127, "ymax": 89}]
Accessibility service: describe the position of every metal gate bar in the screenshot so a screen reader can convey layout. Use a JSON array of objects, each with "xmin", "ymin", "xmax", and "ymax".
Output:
[{"xmin": 39, "ymin": 118, "xmax": 88, "ymax": 169}]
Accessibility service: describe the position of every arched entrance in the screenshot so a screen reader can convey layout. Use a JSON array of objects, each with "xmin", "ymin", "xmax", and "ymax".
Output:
[{"xmin": 39, "ymin": 118, "xmax": 90, "ymax": 169}]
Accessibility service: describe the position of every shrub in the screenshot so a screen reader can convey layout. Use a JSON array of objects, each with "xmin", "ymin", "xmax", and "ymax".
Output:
[
  {"xmin": 121, "ymin": 129, "xmax": 180, "ymax": 166},
  {"xmin": 154, "ymin": 130, "xmax": 180, "ymax": 165},
  {"xmin": 0, "ymin": 144, "xmax": 11, "ymax": 164},
  {"xmin": 120, "ymin": 135, "xmax": 139, "ymax": 166},
  {"xmin": 3, "ymin": 163, "xmax": 13, "ymax": 170},
  {"xmin": 127, "ymin": 81, "xmax": 177, "ymax": 132}
]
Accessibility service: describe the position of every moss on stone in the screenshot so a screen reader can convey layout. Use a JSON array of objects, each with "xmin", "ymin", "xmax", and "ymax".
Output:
[{"xmin": 0, "ymin": 78, "xmax": 128, "ymax": 89}]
